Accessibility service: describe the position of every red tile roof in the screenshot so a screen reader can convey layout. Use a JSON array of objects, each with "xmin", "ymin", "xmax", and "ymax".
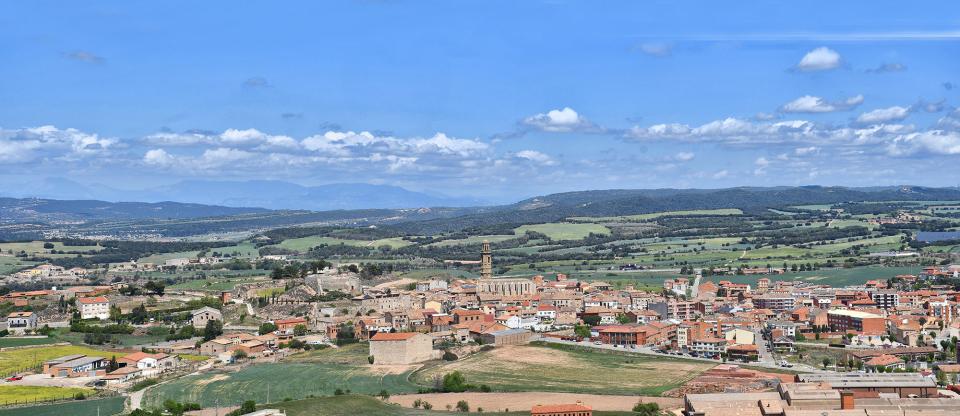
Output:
[{"xmin": 78, "ymin": 296, "xmax": 109, "ymax": 304}]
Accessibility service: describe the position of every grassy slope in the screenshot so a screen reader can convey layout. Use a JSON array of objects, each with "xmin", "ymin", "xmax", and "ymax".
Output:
[
  {"xmin": 267, "ymin": 395, "xmax": 635, "ymax": 416},
  {"xmin": 412, "ymin": 342, "xmax": 711, "ymax": 396},
  {"xmin": 0, "ymin": 396, "xmax": 125, "ymax": 416},
  {"xmin": 142, "ymin": 344, "xmax": 419, "ymax": 408},
  {"xmin": 0, "ymin": 386, "xmax": 93, "ymax": 405},
  {"xmin": 514, "ymin": 223, "xmax": 610, "ymax": 240}
]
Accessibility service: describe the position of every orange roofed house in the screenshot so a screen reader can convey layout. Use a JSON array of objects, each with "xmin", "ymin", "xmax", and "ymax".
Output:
[
  {"xmin": 368, "ymin": 332, "xmax": 437, "ymax": 365},
  {"xmin": 531, "ymin": 402, "xmax": 592, "ymax": 416},
  {"xmin": 78, "ymin": 296, "xmax": 110, "ymax": 320}
]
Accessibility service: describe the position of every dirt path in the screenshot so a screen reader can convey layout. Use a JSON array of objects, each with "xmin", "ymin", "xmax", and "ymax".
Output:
[
  {"xmin": 390, "ymin": 392, "xmax": 682, "ymax": 412},
  {"xmin": 375, "ymin": 278, "xmax": 416, "ymax": 289}
]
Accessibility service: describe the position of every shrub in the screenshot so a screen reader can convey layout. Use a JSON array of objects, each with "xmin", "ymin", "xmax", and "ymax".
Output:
[
  {"xmin": 368, "ymin": 355, "xmax": 375, "ymax": 364},
  {"xmin": 442, "ymin": 350, "xmax": 458, "ymax": 361},
  {"xmin": 455, "ymin": 400, "xmax": 470, "ymax": 412}
]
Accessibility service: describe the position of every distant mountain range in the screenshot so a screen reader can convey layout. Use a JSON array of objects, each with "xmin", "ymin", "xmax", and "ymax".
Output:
[
  {"xmin": 4, "ymin": 184, "xmax": 960, "ymax": 240},
  {"xmin": 5, "ymin": 178, "xmax": 485, "ymax": 210}
]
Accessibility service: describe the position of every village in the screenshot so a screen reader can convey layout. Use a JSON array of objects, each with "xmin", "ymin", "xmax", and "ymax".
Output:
[{"xmin": 0, "ymin": 238, "xmax": 959, "ymax": 416}]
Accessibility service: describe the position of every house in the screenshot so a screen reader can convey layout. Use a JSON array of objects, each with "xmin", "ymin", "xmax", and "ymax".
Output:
[
  {"xmin": 43, "ymin": 355, "xmax": 107, "ymax": 378},
  {"xmin": 689, "ymin": 337, "xmax": 728, "ymax": 357},
  {"xmin": 237, "ymin": 340, "xmax": 267, "ymax": 356},
  {"xmin": 190, "ymin": 307, "xmax": 223, "ymax": 329},
  {"xmin": 727, "ymin": 344, "xmax": 759, "ymax": 362},
  {"xmin": 78, "ymin": 296, "xmax": 110, "ymax": 320},
  {"xmin": 369, "ymin": 332, "xmax": 436, "ymax": 364},
  {"xmin": 274, "ymin": 317, "xmax": 308, "ymax": 334},
  {"xmin": 102, "ymin": 366, "xmax": 143, "ymax": 384},
  {"xmin": 864, "ymin": 354, "xmax": 904, "ymax": 372},
  {"xmin": 118, "ymin": 352, "xmax": 179, "ymax": 376},
  {"xmin": 6, "ymin": 311, "xmax": 37, "ymax": 334},
  {"xmin": 200, "ymin": 338, "xmax": 234, "ymax": 355},
  {"xmin": 530, "ymin": 402, "xmax": 592, "ymax": 416}
]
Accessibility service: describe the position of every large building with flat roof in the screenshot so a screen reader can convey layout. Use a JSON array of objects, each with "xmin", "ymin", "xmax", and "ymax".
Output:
[
  {"xmin": 795, "ymin": 372, "xmax": 937, "ymax": 398},
  {"xmin": 827, "ymin": 309, "xmax": 885, "ymax": 335}
]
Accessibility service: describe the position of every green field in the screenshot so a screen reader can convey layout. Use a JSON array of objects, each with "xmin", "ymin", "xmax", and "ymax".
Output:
[
  {"xmin": 142, "ymin": 344, "xmax": 419, "ymax": 408},
  {"xmin": 514, "ymin": 223, "xmax": 610, "ymax": 241},
  {"xmin": 0, "ymin": 386, "xmax": 94, "ymax": 406},
  {"xmin": 570, "ymin": 208, "xmax": 744, "ymax": 222},
  {"xmin": 413, "ymin": 342, "xmax": 711, "ymax": 396},
  {"xmin": 0, "ymin": 256, "xmax": 35, "ymax": 276},
  {"xmin": 0, "ymin": 396, "xmax": 125, "ymax": 416},
  {"xmin": 0, "ymin": 345, "xmax": 128, "ymax": 377},
  {"xmin": 426, "ymin": 235, "xmax": 516, "ymax": 247},
  {"xmin": 0, "ymin": 242, "xmax": 103, "ymax": 258},
  {"xmin": 716, "ymin": 266, "xmax": 921, "ymax": 287},
  {"xmin": 275, "ymin": 236, "xmax": 412, "ymax": 252},
  {"xmin": 0, "ymin": 338, "xmax": 57, "ymax": 349}
]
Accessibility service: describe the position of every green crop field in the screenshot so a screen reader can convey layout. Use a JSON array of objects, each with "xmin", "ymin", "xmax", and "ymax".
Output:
[
  {"xmin": 413, "ymin": 342, "xmax": 711, "ymax": 396},
  {"xmin": 0, "ymin": 345, "xmax": 128, "ymax": 377},
  {"xmin": 0, "ymin": 256, "xmax": 36, "ymax": 275},
  {"xmin": 0, "ymin": 386, "xmax": 94, "ymax": 405},
  {"xmin": 0, "ymin": 338, "xmax": 57, "ymax": 348},
  {"xmin": 715, "ymin": 265, "xmax": 921, "ymax": 287},
  {"xmin": 0, "ymin": 396, "xmax": 125, "ymax": 416},
  {"xmin": 514, "ymin": 223, "xmax": 610, "ymax": 241},
  {"xmin": 142, "ymin": 344, "xmax": 420, "ymax": 408}
]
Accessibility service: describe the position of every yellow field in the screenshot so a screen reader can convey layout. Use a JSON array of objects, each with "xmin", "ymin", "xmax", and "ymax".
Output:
[
  {"xmin": 0, "ymin": 385, "xmax": 94, "ymax": 404},
  {"xmin": 0, "ymin": 345, "xmax": 128, "ymax": 376}
]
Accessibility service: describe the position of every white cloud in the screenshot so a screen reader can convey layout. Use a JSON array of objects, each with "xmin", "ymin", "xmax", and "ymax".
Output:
[
  {"xmin": 796, "ymin": 47, "xmax": 841, "ymax": 71},
  {"xmin": 143, "ymin": 149, "xmax": 174, "ymax": 166},
  {"xmin": 514, "ymin": 150, "xmax": 557, "ymax": 165},
  {"xmin": 522, "ymin": 107, "xmax": 601, "ymax": 133},
  {"xmin": 712, "ymin": 170, "xmax": 729, "ymax": 179},
  {"xmin": 886, "ymin": 130, "xmax": 960, "ymax": 156},
  {"xmin": 780, "ymin": 94, "xmax": 863, "ymax": 113},
  {"xmin": 0, "ymin": 125, "xmax": 116, "ymax": 163},
  {"xmin": 636, "ymin": 42, "xmax": 672, "ymax": 57},
  {"xmin": 855, "ymin": 106, "xmax": 911, "ymax": 125},
  {"xmin": 755, "ymin": 157, "xmax": 770, "ymax": 167},
  {"xmin": 794, "ymin": 146, "xmax": 820, "ymax": 156},
  {"xmin": 674, "ymin": 152, "xmax": 695, "ymax": 162}
]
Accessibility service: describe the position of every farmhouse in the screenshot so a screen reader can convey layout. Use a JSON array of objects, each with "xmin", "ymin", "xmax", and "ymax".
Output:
[
  {"xmin": 6, "ymin": 311, "xmax": 37, "ymax": 334},
  {"xmin": 118, "ymin": 352, "xmax": 179, "ymax": 376},
  {"xmin": 43, "ymin": 354, "xmax": 108, "ymax": 378},
  {"xmin": 369, "ymin": 332, "xmax": 436, "ymax": 364},
  {"xmin": 274, "ymin": 317, "xmax": 308, "ymax": 334},
  {"xmin": 78, "ymin": 296, "xmax": 110, "ymax": 320},
  {"xmin": 190, "ymin": 306, "xmax": 223, "ymax": 329}
]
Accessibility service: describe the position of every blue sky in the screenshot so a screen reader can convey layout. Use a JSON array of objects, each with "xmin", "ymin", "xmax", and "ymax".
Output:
[{"xmin": 1, "ymin": 1, "xmax": 959, "ymax": 203}]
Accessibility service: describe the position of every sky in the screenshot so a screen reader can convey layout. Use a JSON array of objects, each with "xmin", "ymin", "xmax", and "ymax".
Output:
[{"xmin": 1, "ymin": 1, "xmax": 960, "ymax": 203}]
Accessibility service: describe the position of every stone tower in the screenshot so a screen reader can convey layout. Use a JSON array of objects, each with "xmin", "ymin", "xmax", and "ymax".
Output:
[{"xmin": 480, "ymin": 240, "xmax": 492, "ymax": 280}]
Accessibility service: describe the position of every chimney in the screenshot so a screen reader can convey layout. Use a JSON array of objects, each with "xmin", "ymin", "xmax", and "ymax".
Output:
[{"xmin": 840, "ymin": 390, "xmax": 855, "ymax": 410}]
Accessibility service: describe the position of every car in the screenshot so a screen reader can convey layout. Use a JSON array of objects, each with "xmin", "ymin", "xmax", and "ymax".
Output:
[
  {"xmin": 594, "ymin": 341, "xmax": 602, "ymax": 345},
  {"xmin": 5, "ymin": 376, "xmax": 22, "ymax": 382}
]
